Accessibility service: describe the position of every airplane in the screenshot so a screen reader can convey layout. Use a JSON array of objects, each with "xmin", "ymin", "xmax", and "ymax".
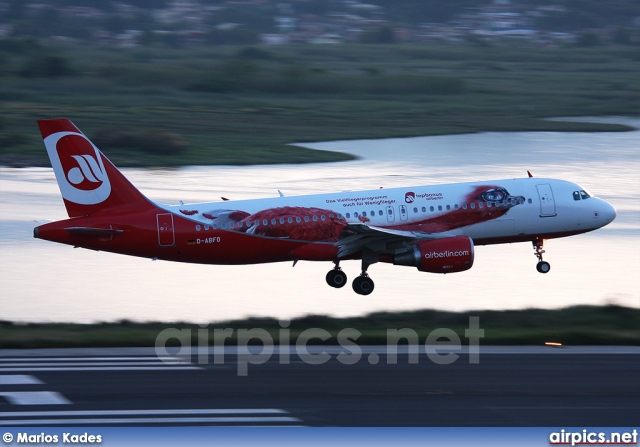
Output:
[{"xmin": 34, "ymin": 118, "xmax": 617, "ymax": 295}]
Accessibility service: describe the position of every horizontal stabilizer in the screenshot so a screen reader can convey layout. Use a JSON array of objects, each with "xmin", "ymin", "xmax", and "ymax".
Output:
[{"xmin": 64, "ymin": 227, "xmax": 124, "ymax": 236}]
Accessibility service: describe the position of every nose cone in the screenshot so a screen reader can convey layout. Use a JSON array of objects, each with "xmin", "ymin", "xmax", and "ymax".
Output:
[{"xmin": 598, "ymin": 199, "xmax": 617, "ymax": 227}]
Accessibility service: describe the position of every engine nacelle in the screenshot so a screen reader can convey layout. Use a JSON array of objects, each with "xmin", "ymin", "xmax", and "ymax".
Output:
[{"xmin": 393, "ymin": 236, "xmax": 474, "ymax": 273}]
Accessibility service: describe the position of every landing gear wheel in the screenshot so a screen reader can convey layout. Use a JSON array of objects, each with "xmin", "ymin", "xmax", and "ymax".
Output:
[
  {"xmin": 532, "ymin": 238, "xmax": 550, "ymax": 274},
  {"xmin": 352, "ymin": 275, "xmax": 374, "ymax": 296},
  {"xmin": 536, "ymin": 261, "xmax": 551, "ymax": 274},
  {"xmin": 326, "ymin": 269, "xmax": 347, "ymax": 288}
]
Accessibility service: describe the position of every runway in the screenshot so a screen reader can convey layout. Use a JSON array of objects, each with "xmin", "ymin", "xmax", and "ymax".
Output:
[{"xmin": 1, "ymin": 347, "xmax": 638, "ymax": 426}]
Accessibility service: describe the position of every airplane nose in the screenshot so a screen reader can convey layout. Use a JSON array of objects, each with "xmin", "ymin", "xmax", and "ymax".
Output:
[{"xmin": 599, "ymin": 200, "xmax": 617, "ymax": 225}]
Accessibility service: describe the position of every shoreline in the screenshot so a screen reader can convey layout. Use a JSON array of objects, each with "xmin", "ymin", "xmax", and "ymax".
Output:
[
  {"xmin": 1, "ymin": 117, "xmax": 636, "ymax": 169},
  {"xmin": 1, "ymin": 305, "xmax": 638, "ymax": 349}
]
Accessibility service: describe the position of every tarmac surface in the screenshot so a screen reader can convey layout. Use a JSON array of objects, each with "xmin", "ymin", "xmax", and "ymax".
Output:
[{"xmin": 1, "ymin": 346, "xmax": 638, "ymax": 426}]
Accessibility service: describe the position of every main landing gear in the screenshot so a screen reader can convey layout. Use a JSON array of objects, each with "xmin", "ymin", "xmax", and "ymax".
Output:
[
  {"xmin": 352, "ymin": 274, "xmax": 374, "ymax": 296},
  {"xmin": 326, "ymin": 261, "xmax": 347, "ymax": 289},
  {"xmin": 533, "ymin": 238, "xmax": 551, "ymax": 274},
  {"xmin": 325, "ymin": 251, "xmax": 377, "ymax": 296}
]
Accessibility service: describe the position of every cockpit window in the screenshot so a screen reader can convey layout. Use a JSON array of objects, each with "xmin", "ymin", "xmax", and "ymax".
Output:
[{"xmin": 573, "ymin": 190, "xmax": 591, "ymax": 201}]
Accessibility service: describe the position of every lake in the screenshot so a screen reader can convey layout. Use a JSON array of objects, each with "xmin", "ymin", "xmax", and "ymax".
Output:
[{"xmin": 0, "ymin": 117, "xmax": 638, "ymax": 323}]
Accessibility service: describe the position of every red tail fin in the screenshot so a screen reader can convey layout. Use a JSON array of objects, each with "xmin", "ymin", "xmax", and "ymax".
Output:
[{"xmin": 38, "ymin": 119, "xmax": 155, "ymax": 218}]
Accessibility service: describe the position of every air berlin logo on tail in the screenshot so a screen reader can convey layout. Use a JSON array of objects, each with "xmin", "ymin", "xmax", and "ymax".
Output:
[
  {"xmin": 65, "ymin": 154, "xmax": 105, "ymax": 190},
  {"xmin": 43, "ymin": 132, "xmax": 111, "ymax": 205}
]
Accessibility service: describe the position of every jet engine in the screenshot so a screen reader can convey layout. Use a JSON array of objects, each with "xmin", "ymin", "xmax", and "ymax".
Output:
[{"xmin": 393, "ymin": 236, "xmax": 474, "ymax": 273}]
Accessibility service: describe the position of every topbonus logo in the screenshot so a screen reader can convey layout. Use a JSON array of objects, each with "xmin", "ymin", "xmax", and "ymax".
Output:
[
  {"xmin": 44, "ymin": 132, "xmax": 111, "ymax": 205},
  {"xmin": 405, "ymin": 192, "xmax": 415, "ymax": 203}
]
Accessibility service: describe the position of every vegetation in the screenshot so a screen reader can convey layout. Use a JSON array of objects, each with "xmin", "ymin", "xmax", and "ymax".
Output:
[
  {"xmin": 0, "ymin": 39, "xmax": 639, "ymax": 167},
  {"xmin": 0, "ymin": 305, "xmax": 637, "ymax": 348}
]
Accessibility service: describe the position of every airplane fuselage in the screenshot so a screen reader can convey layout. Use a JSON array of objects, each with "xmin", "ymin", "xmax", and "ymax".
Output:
[{"xmin": 36, "ymin": 177, "xmax": 615, "ymax": 265}]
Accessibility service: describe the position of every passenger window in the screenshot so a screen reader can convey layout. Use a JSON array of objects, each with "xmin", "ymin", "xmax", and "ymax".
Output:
[
  {"xmin": 338, "ymin": 214, "xmax": 343, "ymax": 219},
  {"xmin": 263, "ymin": 219, "xmax": 268, "ymax": 226},
  {"xmin": 446, "ymin": 205, "xmax": 451, "ymax": 210},
  {"xmin": 313, "ymin": 215, "xmax": 318, "ymax": 221},
  {"xmin": 279, "ymin": 218, "xmax": 284, "ymax": 224},
  {"xmin": 362, "ymin": 212, "xmax": 367, "ymax": 217},
  {"xmin": 430, "ymin": 206, "xmax": 434, "ymax": 212},
  {"xmin": 422, "ymin": 207, "xmax": 426, "ymax": 212},
  {"xmin": 288, "ymin": 217, "xmax": 293, "ymax": 224},
  {"xmin": 528, "ymin": 198, "xmax": 532, "ymax": 204},
  {"xmin": 462, "ymin": 203, "xmax": 467, "ymax": 210},
  {"xmin": 454, "ymin": 204, "xmax": 459, "ymax": 210},
  {"xmin": 413, "ymin": 207, "xmax": 418, "ymax": 213},
  {"xmin": 304, "ymin": 216, "xmax": 310, "ymax": 222},
  {"xmin": 438, "ymin": 205, "xmax": 442, "ymax": 211},
  {"xmin": 354, "ymin": 212, "xmax": 359, "ymax": 217},
  {"xmin": 346, "ymin": 213, "xmax": 350, "ymax": 218},
  {"xmin": 296, "ymin": 217, "xmax": 301, "ymax": 223},
  {"xmin": 271, "ymin": 219, "xmax": 276, "ymax": 225},
  {"xmin": 329, "ymin": 214, "xmax": 334, "ymax": 219},
  {"xmin": 470, "ymin": 203, "xmax": 476, "ymax": 209},
  {"xmin": 478, "ymin": 202, "xmax": 483, "ymax": 209},
  {"xmin": 321, "ymin": 214, "xmax": 326, "ymax": 221},
  {"xmin": 378, "ymin": 210, "xmax": 383, "ymax": 216},
  {"xmin": 196, "ymin": 225, "xmax": 201, "ymax": 231}
]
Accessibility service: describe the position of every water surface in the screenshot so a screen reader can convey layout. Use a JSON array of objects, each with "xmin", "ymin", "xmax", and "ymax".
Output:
[{"xmin": 1, "ymin": 117, "xmax": 638, "ymax": 323}]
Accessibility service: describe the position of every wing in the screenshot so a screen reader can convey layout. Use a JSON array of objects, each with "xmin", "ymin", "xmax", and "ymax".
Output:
[{"xmin": 335, "ymin": 223, "xmax": 454, "ymax": 258}]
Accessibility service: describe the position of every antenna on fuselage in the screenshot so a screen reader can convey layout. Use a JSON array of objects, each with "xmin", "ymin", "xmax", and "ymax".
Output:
[{"xmin": 527, "ymin": 170, "xmax": 534, "ymax": 178}]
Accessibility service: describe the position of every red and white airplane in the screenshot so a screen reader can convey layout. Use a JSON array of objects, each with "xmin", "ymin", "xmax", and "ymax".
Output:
[{"xmin": 34, "ymin": 119, "xmax": 616, "ymax": 295}]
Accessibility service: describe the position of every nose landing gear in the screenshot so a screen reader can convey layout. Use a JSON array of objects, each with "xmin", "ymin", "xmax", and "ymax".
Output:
[{"xmin": 533, "ymin": 238, "xmax": 551, "ymax": 273}]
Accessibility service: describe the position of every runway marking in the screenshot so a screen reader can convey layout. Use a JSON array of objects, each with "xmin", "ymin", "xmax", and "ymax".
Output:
[
  {"xmin": 0, "ymin": 409, "xmax": 302, "ymax": 426},
  {"xmin": 0, "ymin": 408, "xmax": 290, "ymax": 417},
  {"xmin": 0, "ymin": 391, "xmax": 71, "ymax": 405},
  {"xmin": 489, "ymin": 406, "xmax": 640, "ymax": 410},
  {"xmin": 0, "ymin": 357, "xmax": 188, "ymax": 363},
  {"xmin": 0, "ymin": 416, "xmax": 301, "ymax": 426},
  {"xmin": 0, "ymin": 356, "xmax": 201, "ymax": 372},
  {"xmin": 0, "ymin": 375, "xmax": 43, "ymax": 385},
  {"xmin": 0, "ymin": 367, "xmax": 201, "ymax": 372}
]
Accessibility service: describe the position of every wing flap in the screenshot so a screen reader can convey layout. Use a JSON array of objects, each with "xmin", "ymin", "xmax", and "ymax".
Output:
[{"xmin": 335, "ymin": 223, "xmax": 446, "ymax": 258}]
